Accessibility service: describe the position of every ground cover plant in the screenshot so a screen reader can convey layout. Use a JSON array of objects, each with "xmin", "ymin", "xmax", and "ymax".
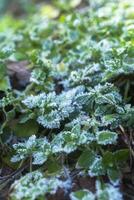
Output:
[{"xmin": 0, "ymin": 0, "xmax": 134, "ymax": 199}]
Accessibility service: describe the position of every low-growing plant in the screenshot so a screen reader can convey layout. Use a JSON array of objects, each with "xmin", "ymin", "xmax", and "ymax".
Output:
[{"xmin": 0, "ymin": 0, "xmax": 134, "ymax": 199}]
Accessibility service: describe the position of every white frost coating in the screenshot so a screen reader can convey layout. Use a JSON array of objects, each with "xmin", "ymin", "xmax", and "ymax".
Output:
[
  {"xmin": 11, "ymin": 135, "xmax": 51, "ymax": 165},
  {"xmin": 96, "ymin": 181, "xmax": 123, "ymax": 200},
  {"xmin": 22, "ymin": 93, "xmax": 47, "ymax": 108},
  {"xmin": 10, "ymin": 171, "xmax": 70, "ymax": 200},
  {"xmin": 26, "ymin": 135, "xmax": 36, "ymax": 148},
  {"xmin": 96, "ymin": 130, "xmax": 118, "ymax": 145},
  {"xmin": 22, "ymin": 88, "xmax": 83, "ymax": 129},
  {"xmin": 70, "ymin": 181, "xmax": 122, "ymax": 200},
  {"xmin": 37, "ymin": 111, "xmax": 61, "ymax": 129},
  {"xmin": 88, "ymin": 157, "xmax": 105, "ymax": 177}
]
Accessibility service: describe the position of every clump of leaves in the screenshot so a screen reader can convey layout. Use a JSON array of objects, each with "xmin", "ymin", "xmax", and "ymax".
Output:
[{"xmin": 10, "ymin": 170, "xmax": 71, "ymax": 200}]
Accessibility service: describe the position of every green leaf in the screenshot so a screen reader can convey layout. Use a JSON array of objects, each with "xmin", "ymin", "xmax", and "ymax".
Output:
[
  {"xmin": 0, "ymin": 76, "xmax": 11, "ymax": 91},
  {"xmin": 46, "ymin": 158, "xmax": 61, "ymax": 175},
  {"xmin": 114, "ymin": 149, "xmax": 129, "ymax": 163},
  {"xmin": 70, "ymin": 190, "xmax": 95, "ymax": 200},
  {"xmin": 19, "ymin": 113, "xmax": 35, "ymax": 123},
  {"xmin": 76, "ymin": 150, "xmax": 95, "ymax": 169},
  {"xmin": 2, "ymin": 153, "xmax": 19, "ymax": 170},
  {"xmin": 0, "ymin": 62, "xmax": 6, "ymax": 78},
  {"xmin": 96, "ymin": 131, "xmax": 118, "ymax": 145},
  {"xmin": 107, "ymin": 168, "xmax": 120, "ymax": 185},
  {"xmin": 102, "ymin": 151, "xmax": 114, "ymax": 168},
  {"xmin": 88, "ymin": 157, "xmax": 105, "ymax": 177},
  {"xmin": 6, "ymin": 109, "xmax": 15, "ymax": 121},
  {"xmin": 12, "ymin": 120, "xmax": 39, "ymax": 137}
]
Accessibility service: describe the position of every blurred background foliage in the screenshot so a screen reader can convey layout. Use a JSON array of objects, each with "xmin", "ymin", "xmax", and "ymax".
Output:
[
  {"xmin": 0, "ymin": 0, "xmax": 32, "ymax": 32},
  {"xmin": 0, "ymin": 0, "xmax": 89, "ymax": 16},
  {"xmin": 0, "ymin": 0, "xmax": 45, "ymax": 16},
  {"xmin": 0, "ymin": 0, "xmax": 89, "ymax": 34}
]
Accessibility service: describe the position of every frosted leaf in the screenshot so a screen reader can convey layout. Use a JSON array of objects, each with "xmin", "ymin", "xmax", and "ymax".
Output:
[
  {"xmin": 96, "ymin": 181, "xmax": 123, "ymax": 200},
  {"xmin": 10, "ymin": 171, "xmax": 69, "ymax": 200},
  {"xmin": 32, "ymin": 152, "xmax": 48, "ymax": 165},
  {"xmin": 78, "ymin": 131, "xmax": 95, "ymax": 145},
  {"xmin": 75, "ymin": 93, "xmax": 90, "ymax": 106},
  {"xmin": 37, "ymin": 111, "xmax": 61, "ymax": 129},
  {"xmin": 96, "ymin": 92, "xmax": 122, "ymax": 105},
  {"xmin": 51, "ymin": 125, "xmax": 94, "ymax": 154},
  {"xmin": 22, "ymin": 93, "xmax": 47, "ymax": 109},
  {"xmin": 88, "ymin": 157, "xmax": 105, "ymax": 177},
  {"xmin": 101, "ymin": 114, "xmax": 119, "ymax": 127},
  {"xmin": 11, "ymin": 135, "xmax": 51, "ymax": 165},
  {"xmin": 96, "ymin": 130, "xmax": 118, "ymax": 145},
  {"xmin": 11, "ymin": 154, "xmax": 24, "ymax": 163},
  {"xmin": 22, "ymin": 89, "xmax": 79, "ymax": 129},
  {"xmin": 26, "ymin": 135, "xmax": 36, "ymax": 148},
  {"xmin": 59, "ymin": 106, "xmax": 74, "ymax": 119},
  {"xmin": 51, "ymin": 135, "xmax": 64, "ymax": 153},
  {"xmin": 63, "ymin": 142, "xmax": 77, "ymax": 153}
]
